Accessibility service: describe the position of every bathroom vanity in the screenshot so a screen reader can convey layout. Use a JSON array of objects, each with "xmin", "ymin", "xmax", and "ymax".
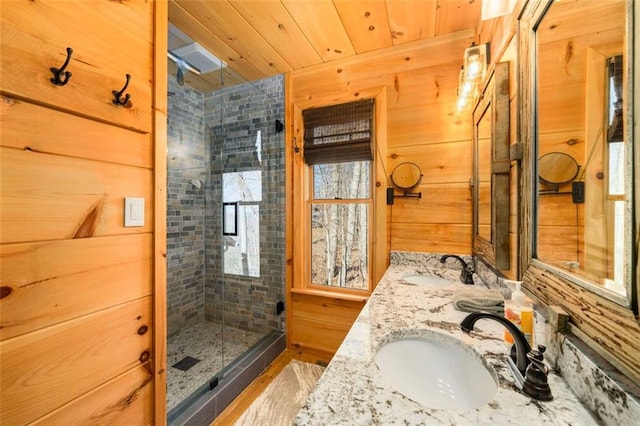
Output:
[{"xmin": 295, "ymin": 253, "xmax": 639, "ymax": 425}]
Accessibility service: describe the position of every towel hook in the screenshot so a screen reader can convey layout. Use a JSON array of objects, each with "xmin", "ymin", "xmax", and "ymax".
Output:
[
  {"xmin": 50, "ymin": 47, "xmax": 73, "ymax": 86},
  {"xmin": 112, "ymin": 73, "xmax": 131, "ymax": 106}
]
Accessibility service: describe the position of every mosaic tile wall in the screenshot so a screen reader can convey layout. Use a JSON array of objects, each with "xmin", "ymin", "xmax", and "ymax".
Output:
[
  {"xmin": 167, "ymin": 79, "xmax": 207, "ymax": 337},
  {"xmin": 204, "ymin": 75, "xmax": 286, "ymax": 334}
]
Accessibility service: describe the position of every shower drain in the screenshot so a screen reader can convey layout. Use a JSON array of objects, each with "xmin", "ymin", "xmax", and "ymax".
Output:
[{"xmin": 172, "ymin": 356, "xmax": 201, "ymax": 372}]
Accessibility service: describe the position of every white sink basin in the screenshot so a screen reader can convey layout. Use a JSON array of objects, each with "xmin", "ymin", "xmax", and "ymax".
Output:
[
  {"xmin": 374, "ymin": 335, "xmax": 498, "ymax": 411},
  {"xmin": 402, "ymin": 274, "xmax": 452, "ymax": 287}
]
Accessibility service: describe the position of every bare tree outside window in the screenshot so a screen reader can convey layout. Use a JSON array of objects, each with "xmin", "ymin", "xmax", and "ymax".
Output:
[
  {"xmin": 223, "ymin": 171, "xmax": 261, "ymax": 277},
  {"xmin": 311, "ymin": 162, "xmax": 370, "ymax": 290}
]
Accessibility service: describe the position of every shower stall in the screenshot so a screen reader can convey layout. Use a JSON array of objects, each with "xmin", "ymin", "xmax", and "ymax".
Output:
[{"xmin": 165, "ymin": 71, "xmax": 286, "ymax": 423}]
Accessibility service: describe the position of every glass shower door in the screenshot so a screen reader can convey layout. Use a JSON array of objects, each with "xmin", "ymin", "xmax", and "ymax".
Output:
[
  {"xmin": 207, "ymin": 74, "xmax": 285, "ymax": 371},
  {"xmin": 166, "ymin": 68, "xmax": 285, "ymax": 422}
]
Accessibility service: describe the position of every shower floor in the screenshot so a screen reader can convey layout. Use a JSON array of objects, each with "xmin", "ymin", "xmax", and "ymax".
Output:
[{"xmin": 167, "ymin": 320, "xmax": 265, "ymax": 412}]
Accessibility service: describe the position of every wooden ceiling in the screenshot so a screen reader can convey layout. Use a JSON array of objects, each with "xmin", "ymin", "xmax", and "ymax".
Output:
[{"xmin": 168, "ymin": 0, "xmax": 482, "ymax": 93}]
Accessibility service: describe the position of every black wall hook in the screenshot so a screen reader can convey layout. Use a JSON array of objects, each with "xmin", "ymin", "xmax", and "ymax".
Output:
[
  {"xmin": 50, "ymin": 47, "xmax": 73, "ymax": 86},
  {"xmin": 112, "ymin": 73, "xmax": 131, "ymax": 106}
]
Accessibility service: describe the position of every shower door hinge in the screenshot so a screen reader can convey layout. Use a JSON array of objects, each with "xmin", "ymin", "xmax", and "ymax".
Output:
[{"xmin": 276, "ymin": 301, "xmax": 285, "ymax": 315}]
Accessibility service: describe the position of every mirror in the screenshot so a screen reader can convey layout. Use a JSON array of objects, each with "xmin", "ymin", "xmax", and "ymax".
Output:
[
  {"xmin": 391, "ymin": 162, "xmax": 422, "ymax": 189},
  {"xmin": 538, "ymin": 152, "xmax": 580, "ymax": 189},
  {"xmin": 534, "ymin": 0, "xmax": 633, "ymax": 305},
  {"xmin": 476, "ymin": 99, "xmax": 492, "ymax": 241},
  {"xmin": 472, "ymin": 62, "xmax": 510, "ymax": 270}
]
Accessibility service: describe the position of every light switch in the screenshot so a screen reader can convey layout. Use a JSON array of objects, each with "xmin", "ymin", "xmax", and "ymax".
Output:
[{"xmin": 124, "ymin": 197, "xmax": 145, "ymax": 227}]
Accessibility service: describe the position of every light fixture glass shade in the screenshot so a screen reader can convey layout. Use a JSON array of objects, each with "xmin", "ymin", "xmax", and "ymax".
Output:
[
  {"xmin": 464, "ymin": 44, "xmax": 488, "ymax": 83},
  {"xmin": 456, "ymin": 68, "xmax": 477, "ymax": 112},
  {"xmin": 481, "ymin": 0, "xmax": 517, "ymax": 20}
]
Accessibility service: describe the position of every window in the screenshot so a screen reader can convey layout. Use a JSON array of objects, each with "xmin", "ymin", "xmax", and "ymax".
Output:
[
  {"xmin": 223, "ymin": 171, "xmax": 261, "ymax": 277},
  {"xmin": 302, "ymin": 99, "xmax": 374, "ymax": 291},
  {"xmin": 605, "ymin": 55, "xmax": 626, "ymax": 291}
]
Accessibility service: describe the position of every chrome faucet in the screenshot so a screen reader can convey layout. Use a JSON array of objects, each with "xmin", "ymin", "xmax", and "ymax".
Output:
[
  {"xmin": 440, "ymin": 254, "xmax": 475, "ymax": 284},
  {"xmin": 460, "ymin": 312, "xmax": 553, "ymax": 401}
]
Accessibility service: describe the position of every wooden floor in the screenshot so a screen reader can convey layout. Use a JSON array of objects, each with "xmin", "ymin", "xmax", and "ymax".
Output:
[{"xmin": 211, "ymin": 348, "xmax": 332, "ymax": 425}]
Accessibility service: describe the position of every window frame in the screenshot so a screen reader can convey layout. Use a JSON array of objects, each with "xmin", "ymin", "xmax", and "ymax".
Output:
[
  {"xmin": 307, "ymin": 161, "xmax": 374, "ymax": 292},
  {"xmin": 291, "ymin": 90, "xmax": 388, "ymax": 300}
]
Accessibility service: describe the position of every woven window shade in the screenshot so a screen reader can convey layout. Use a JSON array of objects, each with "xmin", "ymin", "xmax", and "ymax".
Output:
[
  {"xmin": 607, "ymin": 55, "xmax": 624, "ymax": 143},
  {"xmin": 302, "ymin": 99, "xmax": 374, "ymax": 165}
]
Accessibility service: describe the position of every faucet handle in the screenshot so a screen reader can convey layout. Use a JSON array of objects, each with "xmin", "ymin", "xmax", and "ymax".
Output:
[
  {"xmin": 523, "ymin": 345, "xmax": 553, "ymax": 401},
  {"xmin": 526, "ymin": 349, "xmax": 549, "ymax": 375}
]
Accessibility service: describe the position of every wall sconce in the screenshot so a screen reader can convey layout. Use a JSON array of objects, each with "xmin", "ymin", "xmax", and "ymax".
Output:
[
  {"xmin": 481, "ymin": 0, "xmax": 517, "ymax": 20},
  {"xmin": 464, "ymin": 43, "xmax": 488, "ymax": 83},
  {"xmin": 456, "ymin": 43, "xmax": 489, "ymax": 112},
  {"xmin": 456, "ymin": 68, "xmax": 477, "ymax": 112}
]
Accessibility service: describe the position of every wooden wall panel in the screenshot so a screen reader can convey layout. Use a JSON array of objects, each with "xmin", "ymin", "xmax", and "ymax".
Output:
[
  {"xmin": 0, "ymin": 1, "xmax": 161, "ymax": 423},
  {"xmin": 389, "ymin": 184, "xmax": 471, "ymax": 225},
  {"xmin": 290, "ymin": 29, "xmax": 475, "ymax": 103},
  {"xmin": 290, "ymin": 318, "xmax": 351, "ymax": 356},
  {"xmin": 387, "ymin": 142, "xmax": 472, "ymax": 185},
  {"xmin": 0, "ymin": 148, "xmax": 153, "ymax": 244},
  {"xmin": 0, "ymin": 234, "xmax": 153, "ymax": 340},
  {"xmin": 390, "ymin": 224, "xmax": 472, "ymax": 254},
  {"xmin": 0, "ymin": 96, "xmax": 152, "ymax": 169},
  {"xmin": 290, "ymin": 293, "xmax": 365, "ymax": 356},
  {"xmin": 32, "ymin": 365, "xmax": 153, "ymax": 426},
  {"xmin": 291, "ymin": 292, "xmax": 366, "ymax": 325},
  {"xmin": 388, "ymin": 112, "xmax": 472, "ymax": 149},
  {"xmin": 0, "ymin": 0, "xmax": 152, "ymax": 132},
  {"xmin": 0, "ymin": 297, "xmax": 152, "ymax": 425},
  {"xmin": 385, "ymin": 64, "xmax": 459, "ymax": 111}
]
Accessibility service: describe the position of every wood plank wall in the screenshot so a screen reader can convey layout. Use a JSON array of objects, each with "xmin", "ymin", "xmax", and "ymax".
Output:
[
  {"xmin": 288, "ymin": 30, "xmax": 485, "ymax": 357},
  {"xmin": 0, "ymin": 1, "xmax": 163, "ymax": 423}
]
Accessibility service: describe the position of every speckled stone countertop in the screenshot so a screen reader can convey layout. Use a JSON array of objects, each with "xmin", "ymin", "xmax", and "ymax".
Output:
[{"xmin": 295, "ymin": 265, "xmax": 599, "ymax": 425}]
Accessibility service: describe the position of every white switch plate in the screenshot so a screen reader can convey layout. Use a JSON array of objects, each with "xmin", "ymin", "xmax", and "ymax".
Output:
[{"xmin": 124, "ymin": 197, "xmax": 145, "ymax": 227}]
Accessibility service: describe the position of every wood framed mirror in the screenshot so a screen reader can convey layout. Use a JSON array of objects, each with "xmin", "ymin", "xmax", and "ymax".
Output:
[
  {"xmin": 472, "ymin": 61, "xmax": 510, "ymax": 270},
  {"xmin": 530, "ymin": 0, "xmax": 635, "ymax": 307},
  {"xmin": 519, "ymin": 0, "xmax": 639, "ymax": 382}
]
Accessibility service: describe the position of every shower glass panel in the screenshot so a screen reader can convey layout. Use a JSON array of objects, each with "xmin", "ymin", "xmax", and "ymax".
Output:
[
  {"xmin": 166, "ymin": 59, "xmax": 285, "ymax": 419},
  {"xmin": 165, "ymin": 71, "xmax": 211, "ymax": 415},
  {"xmin": 208, "ymin": 76, "xmax": 285, "ymax": 373}
]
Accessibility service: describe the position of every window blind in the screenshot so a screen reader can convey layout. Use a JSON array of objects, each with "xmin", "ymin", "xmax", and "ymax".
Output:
[{"xmin": 302, "ymin": 99, "xmax": 374, "ymax": 165}]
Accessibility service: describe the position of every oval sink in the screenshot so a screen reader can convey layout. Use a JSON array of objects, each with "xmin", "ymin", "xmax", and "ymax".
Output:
[
  {"xmin": 374, "ymin": 335, "xmax": 497, "ymax": 411},
  {"xmin": 402, "ymin": 274, "xmax": 452, "ymax": 287}
]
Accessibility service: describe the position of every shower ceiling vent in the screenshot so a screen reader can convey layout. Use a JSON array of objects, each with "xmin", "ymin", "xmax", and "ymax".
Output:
[{"xmin": 171, "ymin": 42, "xmax": 227, "ymax": 74}]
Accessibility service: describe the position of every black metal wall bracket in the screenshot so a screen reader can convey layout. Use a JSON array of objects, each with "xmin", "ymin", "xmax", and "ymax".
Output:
[
  {"xmin": 387, "ymin": 187, "xmax": 422, "ymax": 205},
  {"xmin": 112, "ymin": 73, "xmax": 131, "ymax": 106},
  {"xmin": 50, "ymin": 47, "xmax": 73, "ymax": 86}
]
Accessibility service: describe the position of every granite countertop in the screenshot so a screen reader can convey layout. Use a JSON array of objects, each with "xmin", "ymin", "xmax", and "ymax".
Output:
[{"xmin": 295, "ymin": 265, "xmax": 599, "ymax": 425}]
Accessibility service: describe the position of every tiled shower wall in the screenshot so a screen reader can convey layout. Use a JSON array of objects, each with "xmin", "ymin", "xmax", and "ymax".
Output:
[
  {"xmin": 204, "ymin": 75, "xmax": 286, "ymax": 333},
  {"xmin": 167, "ymin": 79, "xmax": 206, "ymax": 337},
  {"xmin": 167, "ymin": 74, "xmax": 285, "ymax": 337}
]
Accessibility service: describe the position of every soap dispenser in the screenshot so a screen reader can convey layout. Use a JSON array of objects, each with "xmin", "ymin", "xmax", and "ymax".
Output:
[{"xmin": 504, "ymin": 281, "xmax": 534, "ymax": 345}]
